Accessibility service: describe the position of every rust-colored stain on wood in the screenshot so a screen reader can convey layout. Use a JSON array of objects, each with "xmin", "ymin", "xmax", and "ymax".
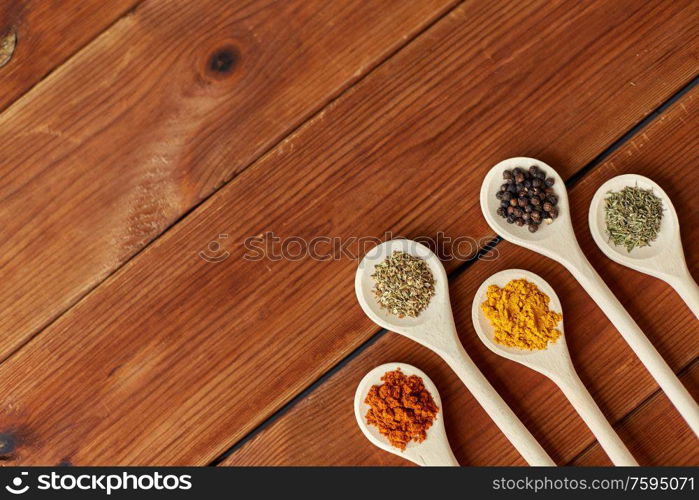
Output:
[{"xmin": 0, "ymin": 0, "xmax": 696, "ymax": 466}]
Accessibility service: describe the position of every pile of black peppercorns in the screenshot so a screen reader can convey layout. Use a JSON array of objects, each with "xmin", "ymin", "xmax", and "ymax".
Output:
[{"xmin": 495, "ymin": 165, "xmax": 558, "ymax": 233}]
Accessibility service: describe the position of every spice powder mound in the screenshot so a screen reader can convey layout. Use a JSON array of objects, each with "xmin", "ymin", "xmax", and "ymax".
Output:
[
  {"xmin": 371, "ymin": 250, "xmax": 435, "ymax": 318},
  {"xmin": 481, "ymin": 278, "xmax": 562, "ymax": 350},
  {"xmin": 364, "ymin": 368, "xmax": 439, "ymax": 450}
]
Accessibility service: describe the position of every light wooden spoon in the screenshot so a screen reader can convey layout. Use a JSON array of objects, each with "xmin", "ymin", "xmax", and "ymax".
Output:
[
  {"xmin": 354, "ymin": 363, "xmax": 458, "ymax": 466},
  {"xmin": 480, "ymin": 157, "xmax": 699, "ymax": 437},
  {"xmin": 472, "ymin": 269, "xmax": 637, "ymax": 466},
  {"xmin": 356, "ymin": 239, "xmax": 554, "ymax": 465},
  {"xmin": 589, "ymin": 174, "xmax": 699, "ymax": 319}
]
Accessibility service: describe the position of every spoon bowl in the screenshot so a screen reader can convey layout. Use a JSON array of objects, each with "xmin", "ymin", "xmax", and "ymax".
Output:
[
  {"xmin": 472, "ymin": 269, "xmax": 567, "ymax": 373},
  {"xmin": 589, "ymin": 174, "xmax": 677, "ymax": 261},
  {"xmin": 589, "ymin": 174, "xmax": 698, "ymax": 318},
  {"xmin": 354, "ymin": 363, "xmax": 457, "ymax": 466},
  {"xmin": 355, "ymin": 239, "xmax": 450, "ymax": 335},
  {"xmin": 480, "ymin": 157, "xmax": 573, "ymax": 255},
  {"xmin": 472, "ymin": 269, "xmax": 637, "ymax": 466}
]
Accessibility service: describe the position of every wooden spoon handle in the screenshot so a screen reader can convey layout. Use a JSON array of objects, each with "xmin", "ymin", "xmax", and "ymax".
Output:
[
  {"xmin": 556, "ymin": 371, "xmax": 637, "ymax": 466},
  {"xmin": 415, "ymin": 446, "xmax": 461, "ymax": 467},
  {"xmin": 566, "ymin": 252, "xmax": 699, "ymax": 437},
  {"xmin": 665, "ymin": 272, "xmax": 699, "ymax": 320},
  {"xmin": 440, "ymin": 343, "xmax": 555, "ymax": 466}
]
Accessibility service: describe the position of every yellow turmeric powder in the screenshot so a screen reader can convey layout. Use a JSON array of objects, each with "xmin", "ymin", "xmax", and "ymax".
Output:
[{"xmin": 481, "ymin": 279, "xmax": 562, "ymax": 350}]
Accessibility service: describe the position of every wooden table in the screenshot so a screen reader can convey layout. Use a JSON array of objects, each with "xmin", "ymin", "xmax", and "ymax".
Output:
[{"xmin": 0, "ymin": 0, "xmax": 696, "ymax": 466}]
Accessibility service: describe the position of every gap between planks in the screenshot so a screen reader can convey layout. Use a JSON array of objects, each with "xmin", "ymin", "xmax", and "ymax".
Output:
[{"xmin": 207, "ymin": 75, "xmax": 699, "ymax": 465}]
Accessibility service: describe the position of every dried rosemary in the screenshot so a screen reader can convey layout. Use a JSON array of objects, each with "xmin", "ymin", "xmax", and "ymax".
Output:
[
  {"xmin": 604, "ymin": 186, "xmax": 663, "ymax": 252},
  {"xmin": 371, "ymin": 250, "xmax": 435, "ymax": 318}
]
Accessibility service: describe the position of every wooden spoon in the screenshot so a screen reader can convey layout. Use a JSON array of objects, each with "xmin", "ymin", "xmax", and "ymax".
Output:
[
  {"xmin": 354, "ymin": 363, "xmax": 458, "ymax": 466},
  {"xmin": 480, "ymin": 157, "xmax": 699, "ymax": 437},
  {"xmin": 472, "ymin": 269, "xmax": 637, "ymax": 466},
  {"xmin": 355, "ymin": 239, "xmax": 554, "ymax": 465},
  {"xmin": 589, "ymin": 174, "xmax": 699, "ymax": 319}
]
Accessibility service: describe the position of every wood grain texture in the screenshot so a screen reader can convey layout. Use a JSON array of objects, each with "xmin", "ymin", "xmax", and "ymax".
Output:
[
  {"xmin": 0, "ymin": 0, "xmax": 142, "ymax": 111},
  {"xmin": 0, "ymin": 0, "xmax": 456, "ymax": 359},
  {"xmin": 222, "ymin": 87, "xmax": 699, "ymax": 465},
  {"xmin": 0, "ymin": 0, "xmax": 697, "ymax": 465},
  {"xmin": 573, "ymin": 362, "xmax": 699, "ymax": 466}
]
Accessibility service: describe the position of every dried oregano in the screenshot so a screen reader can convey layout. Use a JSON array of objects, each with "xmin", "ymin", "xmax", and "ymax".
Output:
[
  {"xmin": 371, "ymin": 250, "xmax": 435, "ymax": 318},
  {"xmin": 604, "ymin": 186, "xmax": 663, "ymax": 252}
]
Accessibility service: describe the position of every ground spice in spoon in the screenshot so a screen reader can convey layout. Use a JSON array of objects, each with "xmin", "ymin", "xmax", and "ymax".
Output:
[
  {"xmin": 481, "ymin": 279, "xmax": 562, "ymax": 350},
  {"xmin": 364, "ymin": 368, "xmax": 439, "ymax": 450}
]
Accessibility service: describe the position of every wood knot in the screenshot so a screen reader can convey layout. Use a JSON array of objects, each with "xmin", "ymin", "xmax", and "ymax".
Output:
[
  {"xmin": 0, "ymin": 433, "xmax": 16, "ymax": 455},
  {"xmin": 0, "ymin": 29, "xmax": 17, "ymax": 69},
  {"xmin": 208, "ymin": 46, "xmax": 239, "ymax": 76}
]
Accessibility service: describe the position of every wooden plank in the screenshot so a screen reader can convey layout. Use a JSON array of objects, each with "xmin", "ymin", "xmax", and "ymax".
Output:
[
  {"xmin": 573, "ymin": 362, "xmax": 698, "ymax": 466},
  {"xmin": 0, "ymin": 0, "xmax": 697, "ymax": 465},
  {"xmin": 0, "ymin": 0, "xmax": 457, "ymax": 359},
  {"xmin": 222, "ymin": 87, "xmax": 699, "ymax": 465},
  {"xmin": 0, "ymin": 0, "xmax": 142, "ymax": 111}
]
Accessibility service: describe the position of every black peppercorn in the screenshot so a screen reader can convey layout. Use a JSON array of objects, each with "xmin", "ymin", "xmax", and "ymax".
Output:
[
  {"xmin": 528, "ymin": 223, "xmax": 538, "ymax": 233},
  {"xmin": 494, "ymin": 165, "xmax": 557, "ymax": 231}
]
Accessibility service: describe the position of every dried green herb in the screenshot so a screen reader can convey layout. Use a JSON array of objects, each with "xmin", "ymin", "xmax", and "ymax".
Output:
[
  {"xmin": 604, "ymin": 186, "xmax": 663, "ymax": 252},
  {"xmin": 371, "ymin": 250, "xmax": 435, "ymax": 318}
]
